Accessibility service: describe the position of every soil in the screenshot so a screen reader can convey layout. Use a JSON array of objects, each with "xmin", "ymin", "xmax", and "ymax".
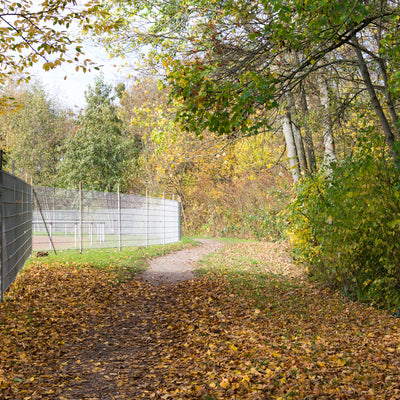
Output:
[{"xmin": 138, "ymin": 238, "xmax": 225, "ymax": 285}]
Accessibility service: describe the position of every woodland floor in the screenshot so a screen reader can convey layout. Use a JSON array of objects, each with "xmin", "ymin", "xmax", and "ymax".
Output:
[{"xmin": 1, "ymin": 240, "xmax": 400, "ymax": 399}]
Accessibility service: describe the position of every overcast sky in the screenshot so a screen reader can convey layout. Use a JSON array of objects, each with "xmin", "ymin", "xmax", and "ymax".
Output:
[{"xmin": 30, "ymin": 41, "xmax": 134, "ymax": 110}]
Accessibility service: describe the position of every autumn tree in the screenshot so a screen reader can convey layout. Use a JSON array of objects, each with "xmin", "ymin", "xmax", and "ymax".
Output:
[
  {"xmin": 0, "ymin": 0, "xmax": 104, "ymax": 104},
  {"xmin": 96, "ymin": 0, "xmax": 400, "ymax": 173},
  {"xmin": 0, "ymin": 82, "xmax": 70, "ymax": 185}
]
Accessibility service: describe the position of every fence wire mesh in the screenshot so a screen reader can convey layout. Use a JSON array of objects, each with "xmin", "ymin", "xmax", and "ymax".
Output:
[
  {"xmin": 0, "ymin": 171, "xmax": 32, "ymax": 301},
  {"xmin": 33, "ymin": 187, "xmax": 181, "ymax": 251}
]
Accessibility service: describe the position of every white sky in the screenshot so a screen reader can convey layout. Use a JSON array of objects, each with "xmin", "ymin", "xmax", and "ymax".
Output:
[
  {"xmin": 30, "ymin": 41, "xmax": 134, "ymax": 110},
  {"xmin": 0, "ymin": 0, "xmax": 136, "ymax": 111}
]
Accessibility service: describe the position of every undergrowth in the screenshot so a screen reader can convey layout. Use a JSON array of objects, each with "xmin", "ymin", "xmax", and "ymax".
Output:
[{"xmin": 283, "ymin": 132, "xmax": 400, "ymax": 311}]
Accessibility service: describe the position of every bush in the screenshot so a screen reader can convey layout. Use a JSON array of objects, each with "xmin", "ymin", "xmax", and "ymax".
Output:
[{"xmin": 283, "ymin": 132, "xmax": 400, "ymax": 310}]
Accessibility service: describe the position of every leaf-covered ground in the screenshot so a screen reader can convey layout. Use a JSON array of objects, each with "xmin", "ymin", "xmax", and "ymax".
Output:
[{"xmin": 1, "ymin": 241, "xmax": 400, "ymax": 399}]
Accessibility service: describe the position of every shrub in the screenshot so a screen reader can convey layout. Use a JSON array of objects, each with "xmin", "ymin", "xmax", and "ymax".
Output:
[{"xmin": 283, "ymin": 132, "xmax": 400, "ymax": 310}]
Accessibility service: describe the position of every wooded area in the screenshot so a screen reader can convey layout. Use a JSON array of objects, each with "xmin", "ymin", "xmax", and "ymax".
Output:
[{"xmin": 1, "ymin": 0, "xmax": 400, "ymax": 309}]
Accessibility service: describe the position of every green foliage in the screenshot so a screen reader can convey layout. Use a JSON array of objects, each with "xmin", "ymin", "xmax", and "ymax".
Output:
[
  {"xmin": 0, "ymin": 83, "xmax": 68, "ymax": 185},
  {"xmin": 168, "ymin": 64, "xmax": 276, "ymax": 136},
  {"xmin": 96, "ymin": 0, "xmax": 400, "ymax": 152},
  {"xmin": 59, "ymin": 75, "xmax": 137, "ymax": 192},
  {"xmin": 283, "ymin": 131, "xmax": 400, "ymax": 310}
]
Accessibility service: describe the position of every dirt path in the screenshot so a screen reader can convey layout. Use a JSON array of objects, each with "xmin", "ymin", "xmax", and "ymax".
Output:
[
  {"xmin": 34, "ymin": 241, "xmax": 226, "ymax": 399},
  {"xmin": 139, "ymin": 239, "xmax": 225, "ymax": 285}
]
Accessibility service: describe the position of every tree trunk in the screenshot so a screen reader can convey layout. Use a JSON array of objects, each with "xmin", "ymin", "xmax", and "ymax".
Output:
[
  {"xmin": 299, "ymin": 86, "xmax": 317, "ymax": 172},
  {"xmin": 319, "ymin": 78, "xmax": 337, "ymax": 166},
  {"xmin": 286, "ymin": 92, "xmax": 308, "ymax": 173},
  {"xmin": 282, "ymin": 112, "xmax": 301, "ymax": 183},
  {"xmin": 352, "ymin": 35, "xmax": 400, "ymax": 168},
  {"xmin": 378, "ymin": 58, "xmax": 400, "ymax": 139}
]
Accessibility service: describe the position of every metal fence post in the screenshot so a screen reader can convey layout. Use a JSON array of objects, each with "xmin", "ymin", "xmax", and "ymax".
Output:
[
  {"xmin": 117, "ymin": 185, "xmax": 122, "ymax": 251},
  {"xmin": 163, "ymin": 192, "xmax": 166, "ymax": 246},
  {"xmin": 146, "ymin": 189, "xmax": 149, "ymax": 247},
  {"xmin": 178, "ymin": 200, "xmax": 182, "ymax": 242},
  {"xmin": 79, "ymin": 182, "xmax": 82, "ymax": 253}
]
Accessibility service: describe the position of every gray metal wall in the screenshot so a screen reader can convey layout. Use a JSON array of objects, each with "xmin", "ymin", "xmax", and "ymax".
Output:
[{"xmin": 0, "ymin": 171, "xmax": 32, "ymax": 301}]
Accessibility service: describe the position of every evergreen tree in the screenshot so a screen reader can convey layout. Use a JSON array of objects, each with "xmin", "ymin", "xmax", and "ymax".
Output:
[{"xmin": 60, "ymin": 75, "xmax": 134, "ymax": 192}]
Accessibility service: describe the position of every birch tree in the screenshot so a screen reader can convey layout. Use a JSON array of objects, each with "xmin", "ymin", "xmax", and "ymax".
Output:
[
  {"xmin": 319, "ymin": 78, "xmax": 337, "ymax": 166},
  {"xmin": 282, "ymin": 112, "xmax": 300, "ymax": 183},
  {"xmin": 95, "ymin": 0, "xmax": 400, "ymax": 169}
]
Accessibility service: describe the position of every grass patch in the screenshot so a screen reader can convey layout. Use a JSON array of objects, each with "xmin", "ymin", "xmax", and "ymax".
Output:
[
  {"xmin": 28, "ymin": 236, "xmax": 198, "ymax": 282},
  {"xmin": 192, "ymin": 236, "xmax": 253, "ymax": 244},
  {"xmin": 196, "ymin": 241, "xmax": 305, "ymax": 309}
]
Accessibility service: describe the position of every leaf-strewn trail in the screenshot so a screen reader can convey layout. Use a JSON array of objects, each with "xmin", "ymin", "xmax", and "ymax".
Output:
[{"xmin": 1, "ymin": 242, "xmax": 400, "ymax": 399}]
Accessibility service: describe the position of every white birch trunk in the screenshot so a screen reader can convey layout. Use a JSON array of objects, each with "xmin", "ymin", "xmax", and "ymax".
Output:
[
  {"xmin": 291, "ymin": 121, "xmax": 308, "ymax": 173},
  {"xmin": 319, "ymin": 78, "xmax": 337, "ymax": 166},
  {"xmin": 286, "ymin": 92, "xmax": 308, "ymax": 173},
  {"xmin": 282, "ymin": 112, "xmax": 301, "ymax": 183}
]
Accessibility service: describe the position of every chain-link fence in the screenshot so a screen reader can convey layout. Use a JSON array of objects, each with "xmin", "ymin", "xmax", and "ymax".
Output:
[
  {"xmin": 0, "ymin": 170, "xmax": 32, "ymax": 301},
  {"xmin": 33, "ymin": 186, "xmax": 181, "ymax": 251}
]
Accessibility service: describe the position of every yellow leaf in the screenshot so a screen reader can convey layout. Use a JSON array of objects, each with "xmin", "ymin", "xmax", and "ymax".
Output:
[
  {"xmin": 219, "ymin": 378, "xmax": 230, "ymax": 389},
  {"xmin": 265, "ymin": 368, "xmax": 273, "ymax": 377},
  {"xmin": 229, "ymin": 343, "xmax": 238, "ymax": 351},
  {"xmin": 387, "ymin": 348, "xmax": 396, "ymax": 353}
]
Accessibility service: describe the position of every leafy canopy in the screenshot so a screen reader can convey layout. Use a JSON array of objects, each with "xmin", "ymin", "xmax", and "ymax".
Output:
[
  {"xmin": 0, "ymin": 0, "xmax": 104, "ymax": 108},
  {"xmin": 96, "ymin": 0, "xmax": 400, "ymax": 137}
]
